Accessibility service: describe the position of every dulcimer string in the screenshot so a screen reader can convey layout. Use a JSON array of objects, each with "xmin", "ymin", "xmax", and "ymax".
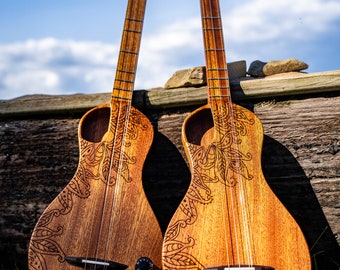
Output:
[
  {"xmin": 103, "ymin": 5, "xmax": 144, "ymax": 266},
  {"xmin": 106, "ymin": 1, "xmax": 147, "ymax": 266},
  {"xmin": 82, "ymin": 0, "xmax": 146, "ymax": 267},
  {"xmin": 201, "ymin": 1, "xmax": 232, "ymax": 266},
  {"xmin": 202, "ymin": 0, "xmax": 254, "ymax": 266}
]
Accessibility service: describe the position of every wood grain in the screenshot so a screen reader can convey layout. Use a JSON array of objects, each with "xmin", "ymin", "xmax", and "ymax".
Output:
[
  {"xmin": 26, "ymin": 0, "xmax": 163, "ymax": 269},
  {"xmin": 1, "ymin": 71, "xmax": 340, "ymax": 116},
  {"xmin": 161, "ymin": 0, "xmax": 312, "ymax": 268},
  {"xmin": 0, "ymin": 94, "xmax": 339, "ymax": 270},
  {"xmin": 162, "ymin": 103, "xmax": 311, "ymax": 270}
]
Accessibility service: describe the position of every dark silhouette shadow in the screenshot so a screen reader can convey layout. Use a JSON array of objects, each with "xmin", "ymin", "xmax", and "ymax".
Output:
[
  {"xmin": 144, "ymin": 121, "xmax": 340, "ymax": 269},
  {"xmin": 1, "ymin": 108, "xmax": 338, "ymax": 270},
  {"xmin": 143, "ymin": 131, "xmax": 191, "ymax": 232},
  {"xmin": 262, "ymin": 135, "xmax": 340, "ymax": 270}
]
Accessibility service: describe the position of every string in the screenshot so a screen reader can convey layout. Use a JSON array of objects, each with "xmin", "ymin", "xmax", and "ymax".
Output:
[
  {"xmin": 213, "ymin": 4, "xmax": 254, "ymax": 267},
  {"xmin": 214, "ymin": 1, "xmax": 254, "ymax": 266},
  {"xmin": 102, "ymin": 12, "xmax": 141, "ymax": 270},
  {"xmin": 201, "ymin": 2, "xmax": 232, "ymax": 267},
  {"xmin": 82, "ymin": 0, "xmax": 146, "ymax": 268},
  {"xmin": 201, "ymin": 0, "xmax": 253, "ymax": 267},
  {"xmin": 103, "ymin": 35, "xmax": 137, "ymax": 267},
  {"xmin": 103, "ymin": 1, "xmax": 146, "ymax": 268}
]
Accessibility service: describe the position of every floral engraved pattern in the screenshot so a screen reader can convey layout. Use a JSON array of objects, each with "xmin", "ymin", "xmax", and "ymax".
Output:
[
  {"xmin": 163, "ymin": 104, "xmax": 255, "ymax": 270},
  {"xmin": 29, "ymin": 104, "xmax": 149, "ymax": 270}
]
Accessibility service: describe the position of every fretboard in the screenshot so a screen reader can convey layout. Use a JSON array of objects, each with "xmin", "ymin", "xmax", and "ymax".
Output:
[
  {"xmin": 111, "ymin": 0, "xmax": 146, "ymax": 102},
  {"xmin": 200, "ymin": 0, "xmax": 231, "ymax": 101}
]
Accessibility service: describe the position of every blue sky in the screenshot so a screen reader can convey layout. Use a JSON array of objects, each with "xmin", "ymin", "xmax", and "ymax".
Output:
[{"xmin": 0, "ymin": 0, "xmax": 339, "ymax": 100}]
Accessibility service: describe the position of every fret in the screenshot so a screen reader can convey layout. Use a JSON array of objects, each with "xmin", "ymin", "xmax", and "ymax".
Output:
[
  {"xmin": 115, "ymin": 78, "xmax": 135, "ymax": 84},
  {"xmin": 124, "ymin": 29, "xmax": 142, "ymax": 34},
  {"xmin": 120, "ymin": 50, "xmax": 139, "ymax": 55},
  {"xmin": 116, "ymin": 69, "xmax": 136, "ymax": 75},
  {"xmin": 111, "ymin": 95, "xmax": 132, "ymax": 101},
  {"xmin": 126, "ymin": 17, "xmax": 143, "ymax": 23},
  {"xmin": 203, "ymin": 27, "xmax": 223, "ymax": 31},
  {"xmin": 209, "ymin": 94, "xmax": 231, "ymax": 98},
  {"xmin": 205, "ymin": 48, "xmax": 225, "ymax": 51},
  {"xmin": 202, "ymin": 16, "xmax": 221, "ymax": 19},
  {"xmin": 114, "ymin": 88, "xmax": 132, "ymax": 92}
]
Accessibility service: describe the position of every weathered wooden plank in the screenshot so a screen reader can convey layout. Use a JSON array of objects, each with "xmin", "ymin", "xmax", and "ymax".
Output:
[
  {"xmin": 148, "ymin": 70, "xmax": 340, "ymax": 107},
  {"xmin": 1, "ymin": 70, "xmax": 339, "ymax": 117},
  {"xmin": 235, "ymin": 70, "xmax": 340, "ymax": 98},
  {"xmin": 0, "ymin": 92, "xmax": 141, "ymax": 117}
]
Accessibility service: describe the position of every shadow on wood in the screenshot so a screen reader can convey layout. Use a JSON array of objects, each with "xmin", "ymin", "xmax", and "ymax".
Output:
[
  {"xmin": 0, "ymin": 92, "xmax": 339, "ymax": 270},
  {"xmin": 262, "ymin": 136, "xmax": 340, "ymax": 269}
]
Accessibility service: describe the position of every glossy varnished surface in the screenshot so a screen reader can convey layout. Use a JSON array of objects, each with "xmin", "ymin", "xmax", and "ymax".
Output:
[
  {"xmin": 28, "ymin": 0, "xmax": 163, "ymax": 268},
  {"xmin": 162, "ymin": 0, "xmax": 311, "ymax": 268},
  {"xmin": 28, "ymin": 104, "xmax": 163, "ymax": 269},
  {"xmin": 162, "ymin": 103, "xmax": 311, "ymax": 269}
]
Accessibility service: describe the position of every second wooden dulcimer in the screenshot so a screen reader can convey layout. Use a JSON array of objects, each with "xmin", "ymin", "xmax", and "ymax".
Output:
[
  {"xmin": 162, "ymin": 0, "xmax": 311, "ymax": 269},
  {"xmin": 28, "ymin": 0, "xmax": 163, "ymax": 269}
]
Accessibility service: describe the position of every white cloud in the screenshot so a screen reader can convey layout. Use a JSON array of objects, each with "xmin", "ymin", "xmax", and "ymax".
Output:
[
  {"xmin": 0, "ymin": 38, "xmax": 118, "ymax": 99},
  {"xmin": 4, "ymin": 70, "xmax": 59, "ymax": 90},
  {"xmin": 137, "ymin": 18, "xmax": 204, "ymax": 89},
  {"xmin": 224, "ymin": 0, "xmax": 340, "ymax": 43},
  {"xmin": 0, "ymin": 0, "xmax": 339, "ymax": 100}
]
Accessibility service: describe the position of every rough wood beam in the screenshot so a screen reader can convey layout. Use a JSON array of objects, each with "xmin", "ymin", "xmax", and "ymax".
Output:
[{"xmin": 1, "ymin": 70, "xmax": 339, "ymax": 117}]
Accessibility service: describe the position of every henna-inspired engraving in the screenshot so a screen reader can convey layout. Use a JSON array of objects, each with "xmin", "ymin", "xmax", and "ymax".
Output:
[
  {"xmin": 163, "ymin": 236, "xmax": 204, "ymax": 270},
  {"xmin": 163, "ymin": 104, "xmax": 255, "ymax": 270},
  {"xmin": 29, "ymin": 104, "xmax": 149, "ymax": 270}
]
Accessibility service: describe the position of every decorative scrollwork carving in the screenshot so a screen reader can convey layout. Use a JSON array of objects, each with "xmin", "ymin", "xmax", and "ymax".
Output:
[
  {"xmin": 163, "ymin": 104, "xmax": 255, "ymax": 269},
  {"xmin": 29, "ymin": 105, "xmax": 149, "ymax": 269}
]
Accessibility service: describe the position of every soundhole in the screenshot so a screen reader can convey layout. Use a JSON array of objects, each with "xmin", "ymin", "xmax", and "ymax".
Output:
[
  {"xmin": 185, "ymin": 107, "xmax": 214, "ymax": 145},
  {"xmin": 81, "ymin": 106, "xmax": 110, "ymax": 142}
]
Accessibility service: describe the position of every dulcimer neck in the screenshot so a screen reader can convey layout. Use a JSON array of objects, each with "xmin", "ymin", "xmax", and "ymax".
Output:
[
  {"xmin": 200, "ymin": 0, "xmax": 231, "ymax": 103},
  {"xmin": 111, "ymin": 0, "xmax": 146, "ymax": 103}
]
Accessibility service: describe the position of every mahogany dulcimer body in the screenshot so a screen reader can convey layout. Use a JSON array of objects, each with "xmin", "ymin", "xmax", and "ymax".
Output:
[
  {"xmin": 28, "ymin": 1, "xmax": 163, "ymax": 269},
  {"xmin": 162, "ymin": 1, "xmax": 311, "ymax": 270}
]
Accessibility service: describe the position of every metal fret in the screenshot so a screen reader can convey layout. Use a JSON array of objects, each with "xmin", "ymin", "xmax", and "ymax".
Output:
[
  {"xmin": 120, "ymin": 50, "xmax": 138, "ymax": 55},
  {"xmin": 114, "ymin": 88, "xmax": 131, "ymax": 92},
  {"xmin": 126, "ymin": 18, "xmax": 143, "ymax": 23},
  {"xmin": 116, "ymin": 69, "xmax": 135, "ymax": 75},
  {"xmin": 209, "ymin": 94, "xmax": 231, "ymax": 98},
  {"xmin": 205, "ymin": 48, "xmax": 224, "ymax": 51},
  {"xmin": 202, "ymin": 16, "xmax": 221, "ymax": 19},
  {"xmin": 204, "ymin": 27, "xmax": 223, "ymax": 31},
  {"xmin": 111, "ymin": 95, "xmax": 132, "ymax": 101},
  {"xmin": 115, "ymin": 78, "xmax": 134, "ymax": 84},
  {"xmin": 124, "ymin": 29, "xmax": 142, "ymax": 34}
]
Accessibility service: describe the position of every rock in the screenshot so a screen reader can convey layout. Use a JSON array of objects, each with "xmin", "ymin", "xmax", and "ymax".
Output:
[
  {"xmin": 164, "ymin": 61, "xmax": 247, "ymax": 89},
  {"xmin": 227, "ymin": 60, "xmax": 247, "ymax": 81},
  {"xmin": 263, "ymin": 58, "xmax": 308, "ymax": 76},
  {"xmin": 247, "ymin": 60, "xmax": 267, "ymax": 77},
  {"xmin": 164, "ymin": 66, "xmax": 206, "ymax": 89}
]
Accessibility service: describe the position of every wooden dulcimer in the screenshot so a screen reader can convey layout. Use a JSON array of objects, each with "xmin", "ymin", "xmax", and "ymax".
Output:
[
  {"xmin": 162, "ymin": 0, "xmax": 311, "ymax": 269},
  {"xmin": 28, "ymin": 0, "xmax": 163, "ymax": 269}
]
